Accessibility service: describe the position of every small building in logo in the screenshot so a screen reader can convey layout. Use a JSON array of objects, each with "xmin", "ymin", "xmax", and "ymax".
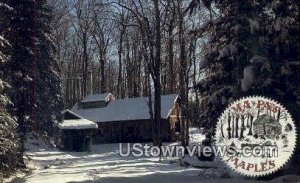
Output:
[
  {"xmin": 253, "ymin": 114, "xmax": 282, "ymax": 138},
  {"xmin": 215, "ymin": 96, "xmax": 296, "ymax": 177}
]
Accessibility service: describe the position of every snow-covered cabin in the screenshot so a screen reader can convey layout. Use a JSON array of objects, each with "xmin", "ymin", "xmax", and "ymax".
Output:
[
  {"xmin": 71, "ymin": 93, "xmax": 181, "ymax": 143},
  {"xmin": 59, "ymin": 110, "xmax": 98, "ymax": 151}
]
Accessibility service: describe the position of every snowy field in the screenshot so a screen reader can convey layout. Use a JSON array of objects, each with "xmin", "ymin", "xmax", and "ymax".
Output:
[{"xmin": 5, "ymin": 131, "xmax": 300, "ymax": 183}]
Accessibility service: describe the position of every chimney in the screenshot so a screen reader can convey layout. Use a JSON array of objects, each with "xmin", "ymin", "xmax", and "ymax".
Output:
[{"xmin": 88, "ymin": 70, "xmax": 93, "ymax": 95}]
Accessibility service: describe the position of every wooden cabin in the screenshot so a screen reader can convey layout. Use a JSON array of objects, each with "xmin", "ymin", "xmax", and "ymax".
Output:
[
  {"xmin": 59, "ymin": 110, "xmax": 98, "ymax": 151},
  {"xmin": 71, "ymin": 93, "xmax": 181, "ymax": 143},
  {"xmin": 253, "ymin": 114, "xmax": 282, "ymax": 138}
]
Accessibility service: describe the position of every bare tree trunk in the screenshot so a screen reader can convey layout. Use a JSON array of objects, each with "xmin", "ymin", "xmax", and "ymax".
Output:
[
  {"xmin": 153, "ymin": 0, "xmax": 162, "ymax": 147},
  {"xmin": 117, "ymin": 26, "xmax": 125, "ymax": 98},
  {"xmin": 132, "ymin": 37, "xmax": 139, "ymax": 97},
  {"xmin": 148, "ymin": 75, "xmax": 155, "ymax": 145},
  {"xmin": 166, "ymin": 1, "xmax": 175, "ymax": 93},
  {"xmin": 100, "ymin": 58, "xmax": 105, "ymax": 93},
  {"xmin": 125, "ymin": 38, "xmax": 132, "ymax": 97},
  {"xmin": 177, "ymin": 0, "xmax": 189, "ymax": 146},
  {"xmin": 82, "ymin": 31, "xmax": 88, "ymax": 97}
]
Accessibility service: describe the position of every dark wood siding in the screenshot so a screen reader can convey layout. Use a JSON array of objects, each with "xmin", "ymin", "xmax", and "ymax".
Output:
[
  {"xmin": 92, "ymin": 102, "xmax": 182, "ymax": 143},
  {"xmin": 94, "ymin": 119, "xmax": 172, "ymax": 143},
  {"xmin": 62, "ymin": 129, "xmax": 94, "ymax": 151}
]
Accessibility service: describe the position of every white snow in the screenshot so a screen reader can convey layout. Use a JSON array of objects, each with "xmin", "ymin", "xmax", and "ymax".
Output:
[
  {"xmin": 21, "ymin": 142, "xmax": 203, "ymax": 183},
  {"xmin": 250, "ymin": 55, "xmax": 271, "ymax": 72},
  {"xmin": 217, "ymin": 46, "xmax": 230, "ymax": 60},
  {"xmin": 189, "ymin": 127, "xmax": 206, "ymax": 145},
  {"xmin": 99, "ymin": 97, "xmax": 151, "ymax": 122},
  {"xmin": 229, "ymin": 44, "xmax": 238, "ymax": 55},
  {"xmin": 241, "ymin": 66, "xmax": 255, "ymax": 92},
  {"xmin": 0, "ymin": 3, "xmax": 13, "ymax": 10},
  {"xmin": 5, "ymin": 129, "xmax": 298, "ymax": 183},
  {"xmin": 58, "ymin": 119, "xmax": 98, "ymax": 130},
  {"xmin": 230, "ymin": 24, "xmax": 242, "ymax": 34},
  {"xmin": 0, "ymin": 79, "xmax": 4, "ymax": 91},
  {"xmin": 248, "ymin": 18, "xmax": 260, "ymax": 33},
  {"xmin": 23, "ymin": 75, "xmax": 33, "ymax": 82},
  {"xmin": 71, "ymin": 104, "xmax": 106, "ymax": 122},
  {"xmin": 280, "ymin": 65, "xmax": 292, "ymax": 76},
  {"xmin": 72, "ymin": 94, "xmax": 179, "ymax": 123},
  {"xmin": 274, "ymin": 17, "xmax": 282, "ymax": 31},
  {"xmin": 208, "ymin": 92, "xmax": 218, "ymax": 104},
  {"xmin": 14, "ymin": 71, "xmax": 23, "ymax": 78}
]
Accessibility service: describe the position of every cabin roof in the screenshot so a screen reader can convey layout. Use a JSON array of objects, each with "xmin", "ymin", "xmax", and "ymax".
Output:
[
  {"xmin": 253, "ymin": 114, "xmax": 281, "ymax": 127},
  {"xmin": 62, "ymin": 109, "xmax": 84, "ymax": 119},
  {"xmin": 71, "ymin": 103, "xmax": 106, "ymax": 122},
  {"xmin": 71, "ymin": 94, "xmax": 179, "ymax": 123},
  {"xmin": 81, "ymin": 93, "xmax": 111, "ymax": 103},
  {"xmin": 58, "ymin": 119, "xmax": 98, "ymax": 130}
]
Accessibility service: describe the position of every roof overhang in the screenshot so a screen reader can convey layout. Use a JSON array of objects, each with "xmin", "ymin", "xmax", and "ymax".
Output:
[{"xmin": 58, "ymin": 119, "xmax": 98, "ymax": 130}]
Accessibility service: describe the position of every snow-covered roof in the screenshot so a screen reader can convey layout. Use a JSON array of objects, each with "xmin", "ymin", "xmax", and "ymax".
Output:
[
  {"xmin": 58, "ymin": 119, "xmax": 98, "ymax": 130},
  {"xmin": 71, "ymin": 102, "xmax": 107, "ymax": 122},
  {"xmin": 81, "ymin": 93, "xmax": 112, "ymax": 103},
  {"xmin": 71, "ymin": 94, "xmax": 179, "ymax": 123}
]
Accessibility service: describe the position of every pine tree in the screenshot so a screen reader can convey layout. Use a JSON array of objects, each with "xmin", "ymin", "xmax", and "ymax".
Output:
[
  {"xmin": 0, "ymin": 2, "xmax": 20, "ymax": 176},
  {"xmin": 6, "ymin": 0, "xmax": 37, "ymax": 157},
  {"xmin": 189, "ymin": 0, "xmax": 299, "ymax": 172},
  {"xmin": 0, "ymin": 0, "xmax": 64, "ymax": 174},
  {"xmin": 5, "ymin": 0, "xmax": 63, "ymax": 146},
  {"xmin": 35, "ymin": 0, "xmax": 64, "ymax": 140}
]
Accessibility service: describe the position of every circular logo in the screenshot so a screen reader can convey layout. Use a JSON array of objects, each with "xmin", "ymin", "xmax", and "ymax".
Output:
[{"xmin": 214, "ymin": 96, "xmax": 297, "ymax": 177}]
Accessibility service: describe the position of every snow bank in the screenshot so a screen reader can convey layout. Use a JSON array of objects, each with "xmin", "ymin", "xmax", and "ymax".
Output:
[{"xmin": 189, "ymin": 127, "xmax": 206, "ymax": 145}]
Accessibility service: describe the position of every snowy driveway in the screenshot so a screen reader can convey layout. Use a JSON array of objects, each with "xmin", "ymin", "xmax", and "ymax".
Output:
[
  {"xmin": 23, "ymin": 143, "xmax": 202, "ymax": 183},
  {"xmin": 9, "ymin": 132, "xmax": 298, "ymax": 183}
]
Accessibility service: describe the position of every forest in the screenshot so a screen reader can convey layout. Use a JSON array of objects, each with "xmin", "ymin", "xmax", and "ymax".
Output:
[{"xmin": 0, "ymin": 0, "xmax": 299, "ymax": 181}]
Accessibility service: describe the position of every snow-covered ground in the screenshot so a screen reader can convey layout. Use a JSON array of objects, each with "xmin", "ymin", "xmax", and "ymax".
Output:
[
  {"xmin": 189, "ymin": 127, "xmax": 206, "ymax": 145},
  {"xmin": 5, "ymin": 130, "xmax": 300, "ymax": 183},
  {"xmin": 21, "ymin": 142, "xmax": 204, "ymax": 183}
]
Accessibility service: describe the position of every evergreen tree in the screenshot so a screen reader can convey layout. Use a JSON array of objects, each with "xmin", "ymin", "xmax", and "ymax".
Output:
[
  {"xmin": 5, "ymin": 0, "xmax": 64, "ymax": 154},
  {"xmin": 6, "ymin": 0, "xmax": 37, "ymax": 156},
  {"xmin": 189, "ymin": 0, "xmax": 299, "ymax": 172},
  {"xmin": 0, "ymin": 2, "xmax": 20, "ymax": 176},
  {"xmin": 0, "ymin": 0, "xmax": 64, "ymax": 175},
  {"xmin": 35, "ymin": 0, "xmax": 64, "ymax": 139}
]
